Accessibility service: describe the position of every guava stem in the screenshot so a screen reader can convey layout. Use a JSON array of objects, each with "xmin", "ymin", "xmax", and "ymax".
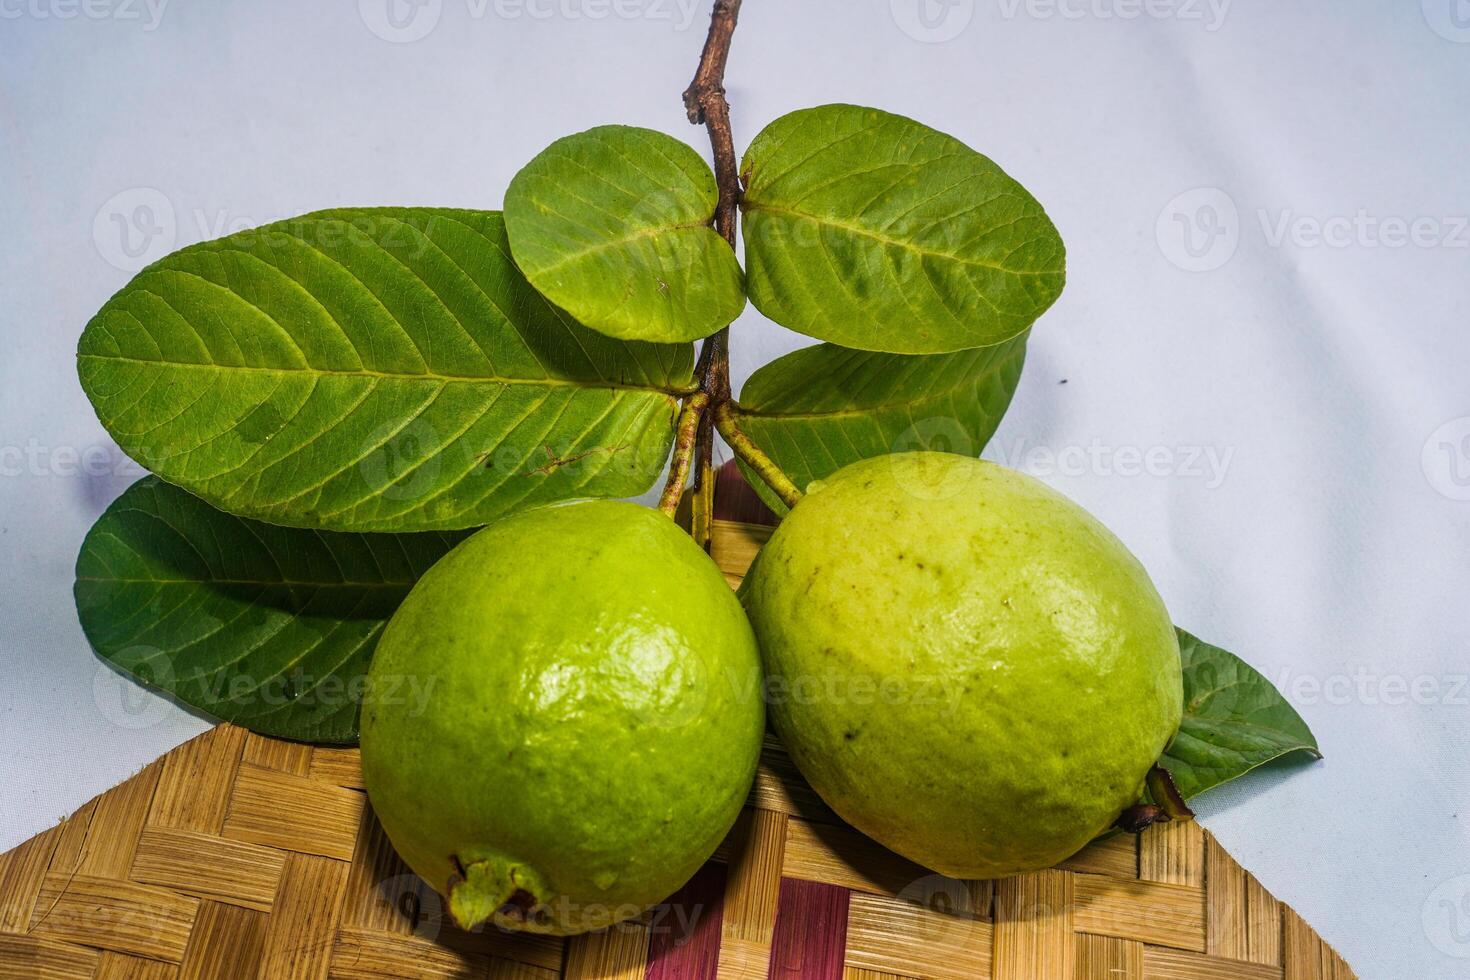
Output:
[
  {"xmin": 713, "ymin": 402, "xmax": 804, "ymax": 509},
  {"xmin": 1115, "ymin": 766, "xmax": 1196, "ymax": 835},
  {"xmin": 1115, "ymin": 803, "xmax": 1170, "ymax": 834},
  {"xmin": 658, "ymin": 392, "xmax": 710, "ymax": 517},
  {"xmin": 1146, "ymin": 765, "xmax": 1195, "ymax": 821}
]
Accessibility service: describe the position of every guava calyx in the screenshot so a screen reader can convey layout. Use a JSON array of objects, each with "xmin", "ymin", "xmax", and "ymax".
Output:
[{"xmin": 447, "ymin": 855, "xmax": 547, "ymax": 931}]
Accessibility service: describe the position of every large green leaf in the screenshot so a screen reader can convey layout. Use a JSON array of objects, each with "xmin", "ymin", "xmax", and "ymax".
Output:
[
  {"xmin": 504, "ymin": 126, "xmax": 745, "ymax": 343},
  {"xmin": 77, "ymin": 209, "xmax": 693, "ymax": 532},
  {"xmin": 75, "ymin": 478, "xmax": 465, "ymax": 743},
  {"xmin": 733, "ymin": 333, "xmax": 1027, "ymax": 514},
  {"xmin": 740, "ymin": 105, "xmax": 1065, "ymax": 354},
  {"xmin": 1164, "ymin": 629, "xmax": 1322, "ymax": 801}
]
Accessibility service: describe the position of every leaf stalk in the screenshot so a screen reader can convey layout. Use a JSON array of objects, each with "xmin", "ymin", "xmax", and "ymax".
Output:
[
  {"xmin": 658, "ymin": 392, "xmax": 710, "ymax": 517},
  {"xmin": 712, "ymin": 402, "xmax": 804, "ymax": 510}
]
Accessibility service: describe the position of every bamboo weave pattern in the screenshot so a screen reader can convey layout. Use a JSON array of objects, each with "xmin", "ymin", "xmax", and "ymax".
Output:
[{"xmin": 0, "ymin": 519, "xmax": 1354, "ymax": 979}]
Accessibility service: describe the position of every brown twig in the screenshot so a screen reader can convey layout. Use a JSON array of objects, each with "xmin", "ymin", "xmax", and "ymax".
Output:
[
  {"xmin": 658, "ymin": 1, "xmax": 805, "ymax": 539},
  {"xmin": 659, "ymin": 0, "xmax": 743, "ymax": 550},
  {"xmin": 683, "ymin": 0, "xmax": 743, "ymax": 249}
]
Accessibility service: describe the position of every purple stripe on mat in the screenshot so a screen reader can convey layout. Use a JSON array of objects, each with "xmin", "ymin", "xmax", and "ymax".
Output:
[
  {"xmin": 713, "ymin": 460, "xmax": 779, "ymax": 527},
  {"xmin": 644, "ymin": 862, "xmax": 728, "ymax": 980},
  {"xmin": 767, "ymin": 877, "xmax": 850, "ymax": 980}
]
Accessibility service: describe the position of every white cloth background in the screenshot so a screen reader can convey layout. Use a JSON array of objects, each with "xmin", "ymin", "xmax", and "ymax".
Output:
[{"xmin": 1, "ymin": 2, "xmax": 1466, "ymax": 976}]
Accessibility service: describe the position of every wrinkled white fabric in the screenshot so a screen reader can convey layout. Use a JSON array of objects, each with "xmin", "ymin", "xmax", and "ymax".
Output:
[{"xmin": 1, "ymin": 3, "xmax": 1465, "ymax": 976}]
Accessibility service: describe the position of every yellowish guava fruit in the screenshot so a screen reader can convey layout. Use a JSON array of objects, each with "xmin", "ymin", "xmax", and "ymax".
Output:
[
  {"xmin": 361, "ymin": 500, "xmax": 763, "ymax": 935},
  {"xmin": 741, "ymin": 453, "xmax": 1182, "ymax": 879}
]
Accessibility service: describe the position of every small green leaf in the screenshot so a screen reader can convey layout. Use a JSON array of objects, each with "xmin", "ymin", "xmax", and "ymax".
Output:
[
  {"xmin": 1163, "ymin": 629, "xmax": 1322, "ymax": 801},
  {"xmin": 505, "ymin": 125, "xmax": 746, "ymax": 343},
  {"xmin": 733, "ymin": 333, "xmax": 1027, "ymax": 514},
  {"xmin": 740, "ymin": 104, "xmax": 1065, "ymax": 354},
  {"xmin": 75, "ymin": 478, "xmax": 465, "ymax": 743},
  {"xmin": 77, "ymin": 208, "xmax": 692, "ymax": 532}
]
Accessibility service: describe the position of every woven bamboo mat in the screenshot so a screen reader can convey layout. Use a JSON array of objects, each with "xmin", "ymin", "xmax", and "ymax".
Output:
[{"xmin": 0, "ymin": 517, "xmax": 1354, "ymax": 980}]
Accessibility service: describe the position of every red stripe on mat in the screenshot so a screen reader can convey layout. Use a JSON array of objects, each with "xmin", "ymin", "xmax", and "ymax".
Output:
[
  {"xmin": 767, "ymin": 878, "xmax": 850, "ymax": 979},
  {"xmin": 645, "ymin": 862, "xmax": 727, "ymax": 980}
]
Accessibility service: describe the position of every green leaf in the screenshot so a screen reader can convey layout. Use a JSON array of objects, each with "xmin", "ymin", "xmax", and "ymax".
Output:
[
  {"xmin": 1163, "ymin": 629, "xmax": 1322, "ymax": 801},
  {"xmin": 77, "ymin": 208, "xmax": 693, "ymax": 532},
  {"xmin": 75, "ymin": 477, "xmax": 465, "ymax": 743},
  {"xmin": 505, "ymin": 125, "xmax": 745, "ymax": 343},
  {"xmin": 740, "ymin": 104, "xmax": 1065, "ymax": 354},
  {"xmin": 733, "ymin": 333, "xmax": 1027, "ymax": 514}
]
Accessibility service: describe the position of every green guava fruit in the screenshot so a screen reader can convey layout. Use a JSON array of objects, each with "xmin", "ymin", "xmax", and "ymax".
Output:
[
  {"xmin": 360, "ymin": 500, "xmax": 763, "ymax": 936},
  {"xmin": 740, "ymin": 453, "xmax": 1182, "ymax": 879}
]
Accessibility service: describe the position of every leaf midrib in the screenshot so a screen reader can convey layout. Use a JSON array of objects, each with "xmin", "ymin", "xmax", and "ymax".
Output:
[
  {"xmin": 77, "ymin": 352, "xmax": 695, "ymax": 397},
  {"xmin": 741, "ymin": 200, "xmax": 1062, "ymax": 279},
  {"xmin": 1176, "ymin": 714, "xmax": 1318, "ymax": 747},
  {"xmin": 737, "ymin": 360, "xmax": 1017, "ymax": 420},
  {"xmin": 523, "ymin": 216, "xmax": 714, "ymax": 275}
]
